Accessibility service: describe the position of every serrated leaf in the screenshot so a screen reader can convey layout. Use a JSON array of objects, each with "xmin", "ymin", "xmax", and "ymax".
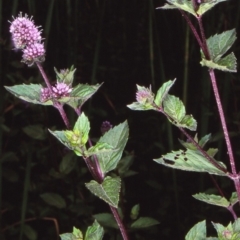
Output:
[
  {"xmin": 85, "ymin": 220, "xmax": 104, "ymax": 240},
  {"xmin": 96, "ymin": 121, "xmax": 129, "ymax": 174},
  {"xmin": 93, "ymin": 213, "xmax": 118, "ymax": 229},
  {"xmin": 185, "ymin": 220, "xmax": 206, "ymax": 240},
  {"xmin": 5, "ymin": 84, "xmax": 53, "ymax": 105},
  {"xmin": 130, "ymin": 217, "xmax": 160, "ymax": 229},
  {"xmin": 154, "ymin": 149, "xmax": 227, "ymax": 176},
  {"xmin": 154, "ymin": 79, "xmax": 176, "ymax": 108},
  {"xmin": 179, "ymin": 114, "xmax": 197, "ymax": 131},
  {"xmin": 85, "ymin": 176, "xmax": 121, "ymax": 207},
  {"xmin": 206, "ymin": 29, "xmax": 237, "ymax": 61},
  {"xmin": 199, "ymin": 133, "xmax": 212, "ymax": 148},
  {"xmin": 197, "ymin": 0, "xmax": 228, "ymax": 16},
  {"xmin": 62, "ymin": 83, "xmax": 102, "ymax": 109},
  {"xmin": 193, "ymin": 193, "xmax": 229, "ymax": 207},
  {"xmin": 73, "ymin": 112, "xmax": 90, "ymax": 145},
  {"xmin": 163, "ymin": 95, "xmax": 197, "ymax": 130},
  {"xmin": 230, "ymin": 192, "xmax": 238, "ymax": 205},
  {"xmin": 200, "ymin": 52, "xmax": 237, "ymax": 72},
  {"xmin": 60, "ymin": 227, "xmax": 83, "ymax": 240},
  {"xmin": 163, "ymin": 94, "xmax": 186, "ymax": 122},
  {"xmin": 22, "ymin": 124, "xmax": 47, "ymax": 140},
  {"xmin": 127, "ymin": 102, "xmax": 155, "ymax": 111},
  {"xmin": 87, "ymin": 142, "xmax": 115, "ymax": 156},
  {"xmin": 40, "ymin": 192, "xmax": 66, "ymax": 209},
  {"xmin": 158, "ymin": 0, "xmax": 196, "ymax": 16}
]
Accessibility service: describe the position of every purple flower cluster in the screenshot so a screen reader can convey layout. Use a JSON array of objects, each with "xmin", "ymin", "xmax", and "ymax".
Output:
[
  {"xmin": 40, "ymin": 82, "xmax": 72, "ymax": 102},
  {"xmin": 9, "ymin": 12, "xmax": 45, "ymax": 66}
]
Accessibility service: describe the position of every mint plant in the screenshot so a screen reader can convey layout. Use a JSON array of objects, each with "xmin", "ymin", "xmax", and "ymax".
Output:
[{"xmin": 128, "ymin": 0, "xmax": 240, "ymax": 238}]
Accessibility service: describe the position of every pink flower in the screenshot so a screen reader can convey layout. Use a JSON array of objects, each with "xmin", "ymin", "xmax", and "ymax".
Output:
[
  {"xmin": 52, "ymin": 82, "xmax": 72, "ymax": 98},
  {"xmin": 40, "ymin": 87, "xmax": 51, "ymax": 102},
  {"xmin": 9, "ymin": 13, "xmax": 42, "ymax": 49},
  {"xmin": 22, "ymin": 43, "xmax": 45, "ymax": 66}
]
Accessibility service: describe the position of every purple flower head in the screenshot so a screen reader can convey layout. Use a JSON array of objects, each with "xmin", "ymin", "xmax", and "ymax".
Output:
[
  {"xmin": 9, "ymin": 12, "xmax": 42, "ymax": 49},
  {"xmin": 40, "ymin": 87, "xmax": 51, "ymax": 102},
  {"xmin": 136, "ymin": 86, "xmax": 154, "ymax": 105},
  {"xmin": 101, "ymin": 121, "xmax": 113, "ymax": 135},
  {"xmin": 22, "ymin": 43, "xmax": 45, "ymax": 66},
  {"xmin": 52, "ymin": 82, "xmax": 72, "ymax": 98}
]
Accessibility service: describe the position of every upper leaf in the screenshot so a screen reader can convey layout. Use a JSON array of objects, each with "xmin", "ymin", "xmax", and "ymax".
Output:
[
  {"xmin": 154, "ymin": 79, "xmax": 176, "ymax": 108},
  {"xmin": 85, "ymin": 176, "xmax": 121, "ymax": 208},
  {"xmin": 54, "ymin": 66, "xmax": 76, "ymax": 85},
  {"xmin": 96, "ymin": 121, "xmax": 129, "ymax": 174},
  {"xmin": 154, "ymin": 148, "xmax": 228, "ymax": 176},
  {"xmin": 197, "ymin": 0, "xmax": 228, "ymax": 16}
]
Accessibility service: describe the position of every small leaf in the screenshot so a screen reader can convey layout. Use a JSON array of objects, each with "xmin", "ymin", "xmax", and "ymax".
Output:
[
  {"xmin": 96, "ymin": 121, "xmax": 129, "ymax": 174},
  {"xmin": 93, "ymin": 213, "xmax": 118, "ymax": 229},
  {"xmin": 130, "ymin": 217, "xmax": 160, "ymax": 229},
  {"xmin": 85, "ymin": 220, "xmax": 104, "ymax": 240},
  {"xmin": 5, "ymin": 84, "xmax": 53, "ymax": 105},
  {"xmin": 73, "ymin": 113, "xmax": 90, "ymax": 145},
  {"xmin": 59, "ymin": 152, "xmax": 77, "ymax": 175},
  {"xmin": 158, "ymin": 0, "xmax": 196, "ymax": 16},
  {"xmin": 63, "ymin": 83, "xmax": 103, "ymax": 109},
  {"xmin": 130, "ymin": 204, "xmax": 140, "ymax": 220},
  {"xmin": 229, "ymin": 192, "xmax": 238, "ymax": 206},
  {"xmin": 87, "ymin": 142, "xmax": 115, "ymax": 156},
  {"xmin": 200, "ymin": 53, "xmax": 237, "ymax": 72},
  {"xmin": 185, "ymin": 220, "xmax": 206, "ymax": 240},
  {"xmin": 40, "ymin": 192, "xmax": 66, "ymax": 209},
  {"xmin": 54, "ymin": 66, "xmax": 76, "ymax": 85},
  {"xmin": 154, "ymin": 79, "xmax": 176, "ymax": 108},
  {"xmin": 154, "ymin": 149, "xmax": 228, "ymax": 176},
  {"xmin": 127, "ymin": 102, "xmax": 155, "ymax": 111},
  {"xmin": 60, "ymin": 226, "xmax": 83, "ymax": 240},
  {"xmin": 193, "ymin": 193, "xmax": 229, "ymax": 208},
  {"xmin": 85, "ymin": 176, "xmax": 121, "ymax": 207},
  {"xmin": 23, "ymin": 224, "xmax": 37, "ymax": 240},
  {"xmin": 22, "ymin": 124, "xmax": 47, "ymax": 140},
  {"xmin": 197, "ymin": 0, "xmax": 228, "ymax": 16},
  {"xmin": 179, "ymin": 114, "xmax": 197, "ymax": 131}
]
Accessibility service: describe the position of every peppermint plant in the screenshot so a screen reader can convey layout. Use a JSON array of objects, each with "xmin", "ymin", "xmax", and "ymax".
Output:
[
  {"xmin": 128, "ymin": 0, "xmax": 240, "ymax": 238},
  {"xmin": 6, "ymin": 12, "xmax": 131, "ymax": 240}
]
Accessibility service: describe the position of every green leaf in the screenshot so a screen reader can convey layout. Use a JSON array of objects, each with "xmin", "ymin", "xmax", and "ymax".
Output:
[
  {"xmin": 22, "ymin": 124, "xmax": 47, "ymax": 140},
  {"xmin": 127, "ymin": 102, "xmax": 155, "ymax": 111},
  {"xmin": 193, "ymin": 193, "xmax": 229, "ymax": 208},
  {"xmin": 130, "ymin": 204, "xmax": 140, "ymax": 220},
  {"xmin": 130, "ymin": 217, "xmax": 160, "ymax": 229},
  {"xmin": 179, "ymin": 114, "xmax": 197, "ymax": 131},
  {"xmin": 93, "ymin": 213, "xmax": 118, "ymax": 229},
  {"xmin": 154, "ymin": 79, "xmax": 176, "ymax": 108},
  {"xmin": 229, "ymin": 192, "xmax": 238, "ymax": 206},
  {"xmin": 73, "ymin": 112, "xmax": 90, "ymax": 145},
  {"xmin": 49, "ymin": 129, "xmax": 74, "ymax": 150},
  {"xmin": 85, "ymin": 176, "xmax": 121, "ymax": 208},
  {"xmin": 87, "ymin": 142, "xmax": 115, "ymax": 156},
  {"xmin": 85, "ymin": 220, "xmax": 104, "ymax": 240},
  {"xmin": 23, "ymin": 224, "xmax": 37, "ymax": 240},
  {"xmin": 159, "ymin": 0, "xmax": 196, "ymax": 17},
  {"xmin": 40, "ymin": 192, "xmax": 66, "ymax": 209},
  {"xmin": 185, "ymin": 220, "xmax": 206, "ymax": 240},
  {"xmin": 54, "ymin": 66, "xmax": 76, "ymax": 85},
  {"xmin": 163, "ymin": 95, "xmax": 197, "ymax": 131},
  {"xmin": 154, "ymin": 149, "xmax": 227, "ymax": 176},
  {"xmin": 5, "ymin": 84, "xmax": 53, "ymax": 105},
  {"xmin": 197, "ymin": 0, "xmax": 228, "ymax": 16},
  {"xmin": 59, "ymin": 152, "xmax": 77, "ymax": 175},
  {"xmin": 206, "ymin": 29, "xmax": 237, "ymax": 61},
  {"xmin": 60, "ymin": 226, "xmax": 83, "ymax": 240},
  {"xmin": 163, "ymin": 94, "xmax": 186, "ymax": 122},
  {"xmin": 96, "ymin": 121, "xmax": 129, "ymax": 174},
  {"xmin": 200, "ymin": 53, "xmax": 237, "ymax": 72},
  {"xmin": 62, "ymin": 83, "xmax": 102, "ymax": 109}
]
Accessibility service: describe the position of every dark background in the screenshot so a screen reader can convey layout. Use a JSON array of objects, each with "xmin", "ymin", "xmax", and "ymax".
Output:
[{"xmin": 1, "ymin": 0, "xmax": 240, "ymax": 239}]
